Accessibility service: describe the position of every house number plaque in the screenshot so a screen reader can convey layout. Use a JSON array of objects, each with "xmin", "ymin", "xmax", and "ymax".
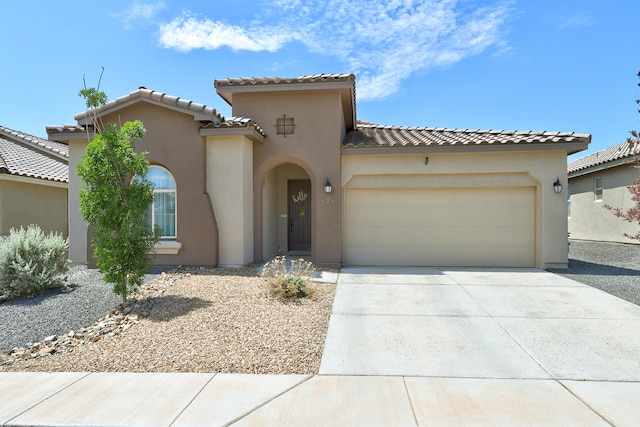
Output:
[{"xmin": 321, "ymin": 197, "xmax": 336, "ymax": 205}]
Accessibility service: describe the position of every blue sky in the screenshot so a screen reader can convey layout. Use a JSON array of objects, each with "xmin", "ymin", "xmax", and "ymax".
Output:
[{"xmin": 1, "ymin": 1, "xmax": 638, "ymax": 159}]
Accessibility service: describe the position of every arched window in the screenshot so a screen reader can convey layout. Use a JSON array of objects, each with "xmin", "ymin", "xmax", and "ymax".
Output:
[{"xmin": 146, "ymin": 166, "xmax": 176, "ymax": 238}]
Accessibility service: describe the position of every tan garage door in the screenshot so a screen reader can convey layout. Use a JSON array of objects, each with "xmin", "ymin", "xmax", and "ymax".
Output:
[{"xmin": 344, "ymin": 187, "xmax": 535, "ymax": 267}]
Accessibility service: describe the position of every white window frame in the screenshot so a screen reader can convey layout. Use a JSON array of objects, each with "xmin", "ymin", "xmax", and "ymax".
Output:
[
  {"xmin": 147, "ymin": 166, "xmax": 181, "ymax": 254},
  {"xmin": 594, "ymin": 177, "xmax": 603, "ymax": 202}
]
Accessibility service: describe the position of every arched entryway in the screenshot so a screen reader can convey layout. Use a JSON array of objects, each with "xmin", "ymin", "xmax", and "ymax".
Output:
[{"xmin": 260, "ymin": 163, "xmax": 312, "ymax": 260}]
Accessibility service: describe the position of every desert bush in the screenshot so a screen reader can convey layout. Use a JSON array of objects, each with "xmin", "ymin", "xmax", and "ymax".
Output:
[
  {"xmin": 0, "ymin": 225, "xmax": 69, "ymax": 302},
  {"xmin": 260, "ymin": 255, "xmax": 317, "ymax": 298}
]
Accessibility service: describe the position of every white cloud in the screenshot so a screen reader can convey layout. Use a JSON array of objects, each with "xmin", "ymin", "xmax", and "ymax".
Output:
[
  {"xmin": 120, "ymin": 1, "xmax": 167, "ymax": 29},
  {"xmin": 159, "ymin": 14, "xmax": 293, "ymax": 52},
  {"xmin": 158, "ymin": 0, "xmax": 511, "ymax": 99}
]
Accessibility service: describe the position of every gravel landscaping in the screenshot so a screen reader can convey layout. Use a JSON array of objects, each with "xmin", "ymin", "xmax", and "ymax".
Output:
[
  {"xmin": 549, "ymin": 239, "xmax": 640, "ymax": 307},
  {"xmin": 0, "ymin": 266, "xmax": 122, "ymax": 353},
  {"xmin": 0, "ymin": 266, "xmax": 336, "ymax": 374}
]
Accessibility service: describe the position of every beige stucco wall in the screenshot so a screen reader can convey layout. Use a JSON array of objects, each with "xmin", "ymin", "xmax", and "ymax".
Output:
[
  {"xmin": 230, "ymin": 90, "xmax": 344, "ymax": 267},
  {"xmin": 342, "ymin": 150, "xmax": 570, "ymax": 269},
  {"xmin": 67, "ymin": 102, "xmax": 219, "ymax": 267},
  {"xmin": 569, "ymin": 163, "xmax": 639, "ymax": 243},
  {"xmin": 205, "ymin": 135, "xmax": 254, "ymax": 266},
  {"xmin": 0, "ymin": 178, "xmax": 67, "ymax": 237}
]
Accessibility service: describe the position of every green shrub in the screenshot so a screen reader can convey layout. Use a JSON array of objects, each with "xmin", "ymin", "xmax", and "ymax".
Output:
[
  {"xmin": 0, "ymin": 225, "xmax": 70, "ymax": 302},
  {"xmin": 260, "ymin": 255, "xmax": 317, "ymax": 299}
]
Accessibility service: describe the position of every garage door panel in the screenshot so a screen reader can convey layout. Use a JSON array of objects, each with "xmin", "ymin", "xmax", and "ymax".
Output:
[
  {"xmin": 346, "ymin": 244, "xmax": 533, "ymax": 267},
  {"xmin": 349, "ymin": 206, "xmax": 534, "ymax": 229},
  {"xmin": 344, "ymin": 187, "xmax": 535, "ymax": 267},
  {"xmin": 348, "ymin": 225, "xmax": 531, "ymax": 248}
]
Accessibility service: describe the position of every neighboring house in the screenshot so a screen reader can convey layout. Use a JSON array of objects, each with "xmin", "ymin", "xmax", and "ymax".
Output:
[
  {"xmin": 48, "ymin": 74, "xmax": 590, "ymax": 269},
  {"xmin": 0, "ymin": 125, "xmax": 68, "ymax": 237},
  {"xmin": 568, "ymin": 141, "xmax": 639, "ymax": 244}
]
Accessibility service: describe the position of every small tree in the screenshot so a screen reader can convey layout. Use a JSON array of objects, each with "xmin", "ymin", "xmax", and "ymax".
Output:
[
  {"xmin": 605, "ymin": 70, "xmax": 640, "ymax": 241},
  {"xmin": 77, "ymin": 71, "xmax": 160, "ymax": 303}
]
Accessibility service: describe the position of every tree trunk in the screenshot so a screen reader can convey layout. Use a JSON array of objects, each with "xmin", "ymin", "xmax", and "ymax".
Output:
[{"xmin": 122, "ymin": 275, "xmax": 128, "ymax": 304}]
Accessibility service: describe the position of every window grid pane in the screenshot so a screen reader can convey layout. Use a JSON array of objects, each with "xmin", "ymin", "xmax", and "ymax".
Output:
[
  {"xmin": 595, "ymin": 177, "xmax": 603, "ymax": 201},
  {"xmin": 154, "ymin": 192, "xmax": 176, "ymax": 237},
  {"xmin": 276, "ymin": 117, "xmax": 295, "ymax": 135},
  {"xmin": 146, "ymin": 166, "xmax": 177, "ymax": 238}
]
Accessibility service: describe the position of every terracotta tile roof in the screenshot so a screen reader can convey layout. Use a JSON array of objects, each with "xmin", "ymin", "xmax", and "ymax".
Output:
[
  {"xmin": 0, "ymin": 125, "xmax": 68, "ymax": 158},
  {"xmin": 214, "ymin": 73, "xmax": 355, "ymax": 88},
  {"xmin": 0, "ymin": 126, "xmax": 68, "ymax": 183},
  {"xmin": 46, "ymin": 124, "xmax": 93, "ymax": 137},
  {"xmin": 568, "ymin": 141, "xmax": 639, "ymax": 173},
  {"xmin": 343, "ymin": 123, "xmax": 591, "ymax": 153},
  {"xmin": 201, "ymin": 116, "xmax": 266, "ymax": 136},
  {"xmin": 73, "ymin": 88, "xmax": 225, "ymax": 124}
]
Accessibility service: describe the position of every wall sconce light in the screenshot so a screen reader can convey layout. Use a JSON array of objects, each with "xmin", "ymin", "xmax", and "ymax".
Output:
[
  {"xmin": 425, "ymin": 156, "xmax": 429, "ymax": 165},
  {"xmin": 553, "ymin": 178, "xmax": 562, "ymax": 193},
  {"xmin": 324, "ymin": 178, "xmax": 332, "ymax": 193}
]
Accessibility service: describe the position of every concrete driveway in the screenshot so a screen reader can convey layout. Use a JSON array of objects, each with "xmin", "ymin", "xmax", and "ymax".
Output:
[{"xmin": 317, "ymin": 267, "xmax": 640, "ymax": 425}]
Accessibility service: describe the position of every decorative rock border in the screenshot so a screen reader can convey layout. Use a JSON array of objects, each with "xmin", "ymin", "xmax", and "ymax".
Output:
[{"xmin": 0, "ymin": 271, "xmax": 184, "ymax": 366}]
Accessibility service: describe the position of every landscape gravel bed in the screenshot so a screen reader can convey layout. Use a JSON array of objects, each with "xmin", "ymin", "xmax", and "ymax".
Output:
[
  {"xmin": 0, "ymin": 266, "xmax": 123, "ymax": 353},
  {"xmin": 1, "ymin": 266, "xmax": 336, "ymax": 374},
  {"xmin": 549, "ymin": 240, "xmax": 640, "ymax": 307}
]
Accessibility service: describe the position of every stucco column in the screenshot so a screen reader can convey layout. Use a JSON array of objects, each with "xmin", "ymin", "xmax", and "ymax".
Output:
[
  {"xmin": 205, "ymin": 135, "xmax": 254, "ymax": 266},
  {"xmin": 543, "ymin": 166, "xmax": 570, "ymax": 269},
  {"xmin": 68, "ymin": 139, "xmax": 89, "ymax": 266}
]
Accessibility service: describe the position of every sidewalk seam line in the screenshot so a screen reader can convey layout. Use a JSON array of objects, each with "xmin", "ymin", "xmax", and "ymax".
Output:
[
  {"xmin": 168, "ymin": 373, "xmax": 216, "ymax": 427},
  {"xmin": 556, "ymin": 380, "xmax": 615, "ymax": 426},
  {"xmin": 221, "ymin": 374, "xmax": 313, "ymax": 426},
  {"xmin": 4, "ymin": 371, "xmax": 91, "ymax": 425},
  {"xmin": 402, "ymin": 376, "xmax": 420, "ymax": 427}
]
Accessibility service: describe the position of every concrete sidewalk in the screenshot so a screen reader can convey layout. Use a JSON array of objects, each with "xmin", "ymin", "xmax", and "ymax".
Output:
[{"xmin": 2, "ymin": 268, "xmax": 640, "ymax": 426}]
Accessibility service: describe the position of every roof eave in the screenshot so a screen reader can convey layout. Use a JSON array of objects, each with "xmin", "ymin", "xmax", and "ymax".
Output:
[
  {"xmin": 569, "ymin": 156, "xmax": 637, "ymax": 178},
  {"xmin": 46, "ymin": 125, "xmax": 95, "ymax": 142},
  {"xmin": 75, "ymin": 99, "xmax": 216, "ymax": 126},
  {"xmin": 0, "ymin": 172, "xmax": 68, "ymax": 187},
  {"xmin": 200, "ymin": 126, "xmax": 266, "ymax": 144},
  {"xmin": 74, "ymin": 90, "xmax": 223, "ymax": 126},
  {"xmin": 342, "ymin": 140, "xmax": 591, "ymax": 155}
]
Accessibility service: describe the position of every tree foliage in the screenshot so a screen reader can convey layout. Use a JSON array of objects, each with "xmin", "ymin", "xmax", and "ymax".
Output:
[
  {"xmin": 77, "ymin": 72, "xmax": 159, "ymax": 302},
  {"xmin": 605, "ymin": 70, "xmax": 640, "ymax": 241}
]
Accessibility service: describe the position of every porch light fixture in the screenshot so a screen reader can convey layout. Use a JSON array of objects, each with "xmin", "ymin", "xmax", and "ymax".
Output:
[
  {"xmin": 324, "ymin": 179, "xmax": 332, "ymax": 193},
  {"xmin": 553, "ymin": 178, "xmax": 562, "ymax": 193}
]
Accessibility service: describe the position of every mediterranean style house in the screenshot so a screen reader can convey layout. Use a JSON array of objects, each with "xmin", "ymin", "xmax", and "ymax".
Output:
[
  {"xmin": 568, "ymin": 141, "xmax": 639, "ymax": 244},
  {"xmin": 0, "ymin": 126, "xmax": 68, "ymax": 237},
  {"xmin": 47, "ymin": 74, "xmax": 590, "ymax": 269}
]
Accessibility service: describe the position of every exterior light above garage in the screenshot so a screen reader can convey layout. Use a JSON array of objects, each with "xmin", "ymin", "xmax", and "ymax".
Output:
[
  {"xmin": 553, "ymin": 178, "xmax": 562, "ymax": 193},
  {"xmin": 324, "ymin": 179, "xmax": 332, "ymax": 193}
]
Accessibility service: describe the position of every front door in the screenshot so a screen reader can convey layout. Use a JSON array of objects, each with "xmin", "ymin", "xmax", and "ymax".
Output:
[{"xmin": 288, "ymin": 180, "xmax": 311, "ymax": 252}]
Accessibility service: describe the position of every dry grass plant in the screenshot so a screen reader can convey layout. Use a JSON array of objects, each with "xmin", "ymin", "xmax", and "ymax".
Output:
[{"xmin": 260, "ymin": 256, "xmax": 317, "ymax": 298}]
